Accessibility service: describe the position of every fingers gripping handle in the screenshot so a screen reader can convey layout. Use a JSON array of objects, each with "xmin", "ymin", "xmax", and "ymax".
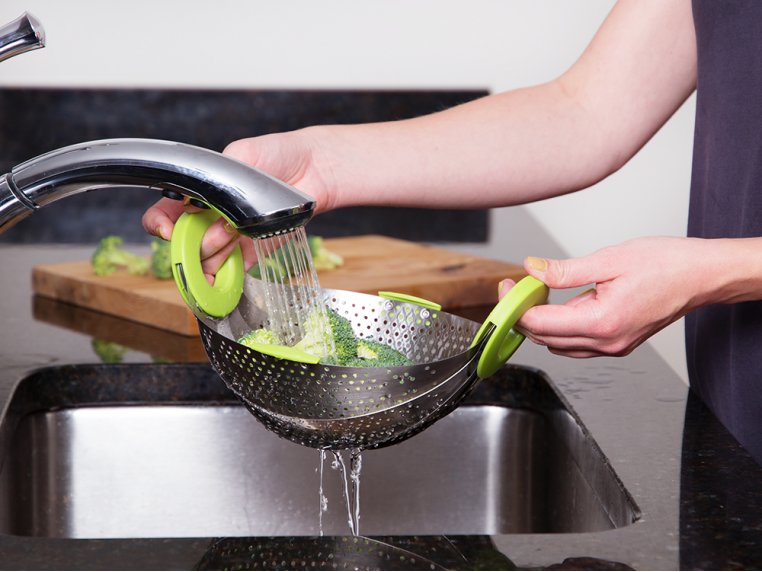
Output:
[
  {"xmin": 171, "ymin": 210, "xmax": 244, "ymax": 318},
  {"xmin": 471, "ymin": 276, "xmax": 549, "ymax": 379}
]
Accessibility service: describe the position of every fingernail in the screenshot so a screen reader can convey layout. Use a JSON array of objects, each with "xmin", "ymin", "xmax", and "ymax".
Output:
[
  {"xmin": 526, "ymin": 256, "xmax": 548, "ymax": 273},
  {"xmin": 182, "ymin": 195, "xmax": 191, "ymax": 206},
  {"xmin": 223, "ymin": 221, "xmax": 237, "ymax": 235},
  {"xmin": 155, "ymin": 225, "xmax": 168, "ymax": 241},
  {"xmin": 498, "ymin": 279, "xmax": 512, "ymax": 297}
]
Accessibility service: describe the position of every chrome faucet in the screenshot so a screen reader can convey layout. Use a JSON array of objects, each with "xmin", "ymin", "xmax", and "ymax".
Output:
[
  {"xmin": 0, "ymin": 14, "xmax": 315, "ymax": 238},
  {"xmin": 0, "ymin": 139, "xmax": 316, "ymax": 237},
  {"xmin": 0, "ymin": 12, "xmax": 45, "ymax": 63}
]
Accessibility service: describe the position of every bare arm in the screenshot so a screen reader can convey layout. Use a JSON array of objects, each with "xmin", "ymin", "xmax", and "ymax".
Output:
[
  {"xmin": 144, "ymin": 0, "xmax": 697, "ymax": 275},
  {"xmin": 281, "ymin": 0, "xmax": 698, "ymax": 211}
]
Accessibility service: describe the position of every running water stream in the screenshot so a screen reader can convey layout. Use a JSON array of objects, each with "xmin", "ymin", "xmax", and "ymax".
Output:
[
  {"xmin": 254, "ymin": 229, "xmax": 362, "ymax": 536},
  {"xmin": 318, "ymin": 449, "xmax": 364, "ymax": 536},
  {"xmin": 252, "ymin": 227, "xmax": 334, "ymax": 353}
]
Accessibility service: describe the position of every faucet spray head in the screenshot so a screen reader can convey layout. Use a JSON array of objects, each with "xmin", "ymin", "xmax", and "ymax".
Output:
[
  {"xmin": 0, "ymin": 139, "xmax": 316, "ymax": 236},
  {"xmin": 0, "ymin": 12, "xmax": 45, "ymax": 63}
]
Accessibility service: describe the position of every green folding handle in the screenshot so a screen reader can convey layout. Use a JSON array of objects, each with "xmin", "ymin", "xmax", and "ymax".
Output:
[
  {"xmin": 170, "ymin": 210, "xmax": 244, "ymax": 318},
  {"xmin": 378, "ymin": 291, "xmax": 442, "ymax": 311},
  {"xmin": 245, "ymin": 343, "xmax": 320, "ymax": 364},
  {"xmin": 470, "ymin": 276, "xmax": 549, "ymax": 379}
]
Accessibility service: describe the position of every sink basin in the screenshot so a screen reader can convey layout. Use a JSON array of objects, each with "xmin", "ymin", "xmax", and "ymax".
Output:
[{"xmin": 0, "ymin": 364, "xmax": 638, "ymax": 539}]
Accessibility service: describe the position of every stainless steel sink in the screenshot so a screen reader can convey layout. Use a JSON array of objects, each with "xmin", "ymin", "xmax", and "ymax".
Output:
[{"xmin": 0, "ymin": 364, "xmax": 638, "ymax": 539}]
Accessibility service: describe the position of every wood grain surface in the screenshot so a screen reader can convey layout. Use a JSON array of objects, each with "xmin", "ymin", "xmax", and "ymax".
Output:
[{"xmin": 32, "ymin": 235, "xmax": 525, "ymax": 336}]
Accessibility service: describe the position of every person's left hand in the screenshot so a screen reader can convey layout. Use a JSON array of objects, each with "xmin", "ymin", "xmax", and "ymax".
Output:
[{"xmin": 501, "ymin": 236, "xmax": 719, "ymax": 358}]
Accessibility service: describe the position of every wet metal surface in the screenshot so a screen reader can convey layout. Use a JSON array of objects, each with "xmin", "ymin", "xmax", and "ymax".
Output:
[{"xmin": 0, "ymin": 366, "xmax": 636, "ymax": 539}]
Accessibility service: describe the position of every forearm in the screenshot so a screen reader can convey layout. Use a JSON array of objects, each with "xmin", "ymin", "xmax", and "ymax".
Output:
[
  {"xmin": 693, "ymin": 237, "xmax": 762, "ymax": 307},
  {"xmin": 304, "ymin": 0, "xmax": 696, "ymax": 212},
  {"xmin": 310, "ymin": 82, "xmax": 614, "ymax": 210}
]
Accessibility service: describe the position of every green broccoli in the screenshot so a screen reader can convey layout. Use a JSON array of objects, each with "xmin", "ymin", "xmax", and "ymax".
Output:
[
  {"xmin": 308, "ymin": 235, "xmax": 344, "ymax": 271},
  {"xmin": 237, "ymin": 308, "xmax": 412, "ymax": 369},
  {"xmin": 293, "ymin": 307, "xmax": 357, "ymax": 364},
  {"xmin": 247, "ymin": 235, "xmax": 343, "ymax": 280},
  {"xmin": 91, "ymin": 338, "xmax": 128, "ymax": 364},
  {"xmin": 150, "ymin": 238, "xmax": 172, "ymax": 279},
  {"xmin": 91, "ymin": 236, "xmax": 149, "ymax": 276},
  {"xmin": 238, "ymin": 328, "xmax": 283, "ymax": 348},
  {"xmin": 355, "ymin": 339, "xmax": 412, "ymax": 367}
]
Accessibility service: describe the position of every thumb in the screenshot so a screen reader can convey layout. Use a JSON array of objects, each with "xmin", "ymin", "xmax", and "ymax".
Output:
[
  {"xmin": 223, "ymin": 138, "xmax": 261, "ymax": 166},
  {"xmin": 523, "ymin": 255, "xmax": 600, "ymax": 289}
]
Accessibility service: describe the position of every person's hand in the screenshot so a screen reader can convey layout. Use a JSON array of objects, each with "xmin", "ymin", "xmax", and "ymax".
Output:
[
  {"xmin": 500, "ymin": 237, "xmax": 725, "ymax": 358},
  {"xmin": 141, "ymin": 129, "xmax": 336, "ymax": 279},
  {"xmin": 142, "ymin": 197, "xmax": 259, "ymax": 283}
]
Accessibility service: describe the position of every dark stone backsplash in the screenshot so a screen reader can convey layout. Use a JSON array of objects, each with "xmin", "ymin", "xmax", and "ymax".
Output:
[{"xmin": 0, "ymin": 88, "xmax": 489, "ymax": 243}]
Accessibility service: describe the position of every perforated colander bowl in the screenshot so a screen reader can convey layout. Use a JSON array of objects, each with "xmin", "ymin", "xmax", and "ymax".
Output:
[
  {"xmin": 194, "ymin": 276, "xmax": 546, "ymax": 450},
  {"xmin": 170, "ymin": 211, "xmax": 548, "ymax": 450}
]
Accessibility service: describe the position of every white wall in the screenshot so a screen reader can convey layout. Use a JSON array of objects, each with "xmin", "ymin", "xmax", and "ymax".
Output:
[{"xmin": 0, "ymin": 1, "xmax": 694, "ymax": 381}]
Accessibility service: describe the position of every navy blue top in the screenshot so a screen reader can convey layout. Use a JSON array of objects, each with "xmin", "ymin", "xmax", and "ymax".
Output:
[{"xmin": 687, "ymin": 0, "xmax": 762, "ymax": 464}]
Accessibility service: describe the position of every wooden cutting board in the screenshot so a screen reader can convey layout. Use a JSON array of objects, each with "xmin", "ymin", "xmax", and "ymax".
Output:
[{"xmin": 32, "ymin": 235, "xmax": 525, "ymax": 336}]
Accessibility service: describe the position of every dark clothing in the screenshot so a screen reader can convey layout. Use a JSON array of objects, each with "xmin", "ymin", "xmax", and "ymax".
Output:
[{"xmin": 687, "ymin": 0, "xmax": 762, "ymax": 464}]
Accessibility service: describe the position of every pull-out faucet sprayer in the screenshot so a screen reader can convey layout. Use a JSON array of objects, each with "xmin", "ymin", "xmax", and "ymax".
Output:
[
  {"xmin": 0, "ymin": 139, "xmax": 316, "ymax": 237},
  {"xmin": 0, "ymin": 14, "xmax": 314, "ymax": 238},
  {"xmin": 0, "ymin": 12, "xmax": 45, "ymax": 63}
]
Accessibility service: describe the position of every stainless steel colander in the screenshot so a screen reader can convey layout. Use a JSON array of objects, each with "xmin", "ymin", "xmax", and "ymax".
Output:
[
  {"xmin": 170, "ymin": 210, "xmax": 548, "ymax": 450},
  {"xmin": 190, "ymin": 275, "xmax": 547, "ymax": 450}
]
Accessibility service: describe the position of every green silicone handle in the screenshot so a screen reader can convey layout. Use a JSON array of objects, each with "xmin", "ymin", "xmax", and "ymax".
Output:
[
  {"xmin": 170, "ymin": 210, "xmax": 244, "ymax": 318},
  {"xmin": 377, "ymin": 291, "xmax": 442, "ymax": 311},
  {"xmin": 470, "ymin": 276, "xmax": 549, "ymax": 379},
  {"xmin": 246, "ymin": 343, "xmax": 321, "ymax": 364}
]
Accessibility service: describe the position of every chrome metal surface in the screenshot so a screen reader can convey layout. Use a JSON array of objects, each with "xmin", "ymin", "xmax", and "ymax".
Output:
[
  {"xmin": 198, "ymin": 281, "xmax": 488, "ymax": 450},
  {"xmin": 0, "ymin": 12, "xmax": 45, "ymax": 63},
  {"xmin": 0, "ymin": 175, "xmax": 34, "ymax": 232},
  {"xmin": 0, "ymin": 403, "xmax": 634, "ymax": 538},
  {"xmin": 0, "ymin": 139, "xmax": 315, "ymax": 236}
]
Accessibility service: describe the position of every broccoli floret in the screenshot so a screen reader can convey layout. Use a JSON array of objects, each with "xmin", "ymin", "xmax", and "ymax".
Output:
[
  {"xmin": 91, "ymin": 338, "xmax": 127, "ymax": 364},
  {"xmin": 91, "ymin": 236, "xmax": 149, "ymax": 276},
  {"xmin": 238, "ymin": 328, "xmax": 283, "ymax": 348},
  {"xmin": 237, "ymin": 309, "xmax": 414, "ymax": 369},
  {"xmin": 325, "ymin": 308, "xmax": 357, "ymax": 363},
  {"xmin": 247, "ymin": 235, "xmax": 342, "ymax": 281},
  {"xmin": 293, "ymin": 307, "xmax": 356, "ymax": 364},
  {"xmin": 150, "ymin": 238, "xmax": 172, "ymax": 279},
  {"xmin": 355, "ymin": 339, "xmax": 412, "ymax": 367},
  {"xmin": 308, "ymin": 235, "xmax": 344, "ymax": 271}
]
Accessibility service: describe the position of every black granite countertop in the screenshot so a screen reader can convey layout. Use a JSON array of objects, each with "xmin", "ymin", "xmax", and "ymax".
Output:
[{"xmin": 0, "ymin": 244, "xmax": 760, "ymax": 571}]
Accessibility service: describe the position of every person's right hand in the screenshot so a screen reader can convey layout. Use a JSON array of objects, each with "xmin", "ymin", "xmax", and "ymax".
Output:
[{"xmin": 141, "ymin": 128, "xmax": 336, "ymax": 279}]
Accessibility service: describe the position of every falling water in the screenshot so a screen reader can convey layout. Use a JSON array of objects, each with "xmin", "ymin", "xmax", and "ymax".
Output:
[
  {"xmin": 318, "ymin": 449, "xmax": 328, "ymax": 536},
  {"xmin": 349, "ymin": 450, "xmax": 363, "ymax": 534},
  {"xmin": 318, "ymin": 449, "xmax": 364, "ymax": 537},
  {"xmin": 255, "ymin": 230, "xmax": 362, "ymax": 536},
  {"xmin": 329, "ymin": 449, "xmax": 363, "ymax": 536},
  {"xmin": 253, "ymin": 227, "xmax": 334, "ymax": 354}
]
